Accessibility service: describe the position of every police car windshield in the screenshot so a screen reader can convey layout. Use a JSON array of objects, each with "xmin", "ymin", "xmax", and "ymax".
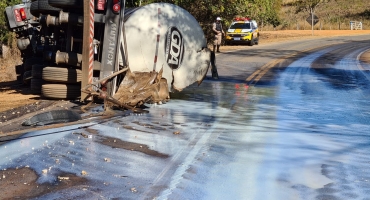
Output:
[{"xmin": 230, "ymin": 23, "xmax": 251, "ymax": 29}]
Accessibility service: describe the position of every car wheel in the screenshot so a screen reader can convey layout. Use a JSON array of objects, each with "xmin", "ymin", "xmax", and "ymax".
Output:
[
  {"xmin": 48, "ymin": 0, "xmax": 82, "ymax": 8},
  {"xmin": 249, "ymin": 36, "xmax": 255, "ymax": 46},
  {"xmin": 42, "ymin": 67, "xmax": 82, "ymax": 83},
  {"xmin": 42, "ymin": 84, "xmax": 81, "ymax": 99}
]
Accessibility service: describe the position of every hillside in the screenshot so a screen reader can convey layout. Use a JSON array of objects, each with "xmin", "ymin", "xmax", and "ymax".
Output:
[{"xmin": 270, "ymin": 0, "xmax": 370, "ymax": 30}]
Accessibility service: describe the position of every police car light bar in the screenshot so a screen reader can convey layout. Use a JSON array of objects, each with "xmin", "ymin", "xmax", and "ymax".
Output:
[{"xmin": 234, "ymin": 17, "xmax": 251, "ymax": 21}]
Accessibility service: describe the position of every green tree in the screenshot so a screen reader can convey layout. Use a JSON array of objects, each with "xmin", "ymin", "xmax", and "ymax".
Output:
[
  {"xmin": 1, "ymin": 0, "xmax": 283, "ymax": 46},
  {"xmin": 126, "ymin": 0, "xmax": 282, "ymax": 28},
  {"xmin": 126, "ymin": 0, "xmax": 282, "ymax": 42},
  {"xmin": 0, "ymin": 0, "xmax": 22, "ymax": 45},
  {"xmin": 293, "ymin": 0, "xmax": 333, "ymax": 34},
  {"xmin": 248, "ymin": 0, "xmax": 282, "ymax": 30}
]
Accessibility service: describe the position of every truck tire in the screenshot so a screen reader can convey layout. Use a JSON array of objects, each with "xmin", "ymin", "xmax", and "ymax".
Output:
[
  {"xmin": 31, "ymin": 78, "xmax": 45, "ymax": 94},
  {"xmin": 17, "ymin": 75, "xmax": 23, "ymax": 83},
  {"xmin": 30, "ymin": 0, "xmax": 61, "ymax": 16},
  {"xmin": 15, "ymin": 64, "xmax": 24, "ymax": 75},
  {"xmin": 23, "ymin": 70, "xmax": 32, "ymax": 85},
  {"xmin": 30, "ymin": 1, "xmax": 40, "ymax": 16},
  {"xmin": 42, "ymin": 84, "xmax": 81, "ymax": 99},
  {"xmin": 32, "ymin": 64, "xmax": 46, "ymax": 79},
  {"xmin": 42, "ymin": 67, "xmax": 82, "ymax": 83},
  {"xmin": 24, "ymin": 57, "xmax": 43, "ymax": 71},
  {"xmin": 48, "ymin": 0, "xmax": 82, "ymax": 8}
]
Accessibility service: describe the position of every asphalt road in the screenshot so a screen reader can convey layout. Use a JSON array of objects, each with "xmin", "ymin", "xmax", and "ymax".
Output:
[{"xmin": 1, "ymin": 34, "xmax": 370, "ymax": 200}]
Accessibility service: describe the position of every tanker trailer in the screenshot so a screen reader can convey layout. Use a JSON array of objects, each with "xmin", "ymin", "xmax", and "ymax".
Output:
[{"xmin": 82, "ymin": 2, "xmax": 211, "ymax": 110}]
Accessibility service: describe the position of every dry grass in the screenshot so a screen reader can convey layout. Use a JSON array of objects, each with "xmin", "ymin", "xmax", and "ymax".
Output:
[
  {"xmin": 0, "ymin": 37, "xmax": 22, "ymax": 84},
  {"xmin": 218, "ymin": 30, "xmax": 370, "ymax": 52},
  {"xmin": 259, "ymin": 30, "xmax": 370, "ymax": 43},
  {"xmin": 275, "ymin": 0, "xmax": 370, "ymax": 32}
]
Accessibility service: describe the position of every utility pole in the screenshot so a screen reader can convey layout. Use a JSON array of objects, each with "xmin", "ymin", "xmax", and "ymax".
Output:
[{"xmin": 81, "ymin": 0, "xmax": 94, "ymax": 101}]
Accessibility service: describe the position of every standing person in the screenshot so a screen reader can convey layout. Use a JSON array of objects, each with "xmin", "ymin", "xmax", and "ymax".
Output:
[{"xmin": 212, "ymin": 17, "xmax": 225, "ymax": 53}]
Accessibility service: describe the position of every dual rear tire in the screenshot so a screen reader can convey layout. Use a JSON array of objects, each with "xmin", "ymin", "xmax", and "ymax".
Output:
[
  {"xmin": 48, "ymin": 0, "xmax": 82, "ymax": 8},
  {"xmin": 42, "ymin": 84, "xmax": 81, "ymax": 99},
  {"xmin": 29, "ymin": 0, "xmax": 82, "ymax": 99},
  {"xmin": 41, "ymin": 67, "xmax": 82, "ymax": 99},
  {"xmin": 30, "ymin": 0, "xmax": 61, "ymax": 16},
  {"xmin": 30, "ymin": 65, "xmax": 82, "ymax": 99}
]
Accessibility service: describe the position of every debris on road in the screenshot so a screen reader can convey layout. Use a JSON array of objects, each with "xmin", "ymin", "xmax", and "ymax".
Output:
[
  {"xmin": 81, "ymin": 67, "xmax": 170, "ymax": 113},
  {"xmin": 21, "ymin": 110, "xmax": 82, "ymax": 126},
  {"xmin": 112, "ymin": 68, "xmax": 169, "ymax": 107},
  {"xmin": 58, "ymin": 176, "xmax": 70, "ymax": 180},
  {"xmin": 130, "ymin": 187, "xmax": 137, "ymax": 193}
]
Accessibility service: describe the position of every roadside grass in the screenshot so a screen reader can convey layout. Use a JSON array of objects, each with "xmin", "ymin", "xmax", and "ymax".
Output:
[{"xmin": 0, "ymin": 37, "xmax": 21, "ymax": 84}]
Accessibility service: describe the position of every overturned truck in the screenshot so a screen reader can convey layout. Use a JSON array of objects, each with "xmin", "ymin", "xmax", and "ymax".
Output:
[{"xmin": 6, "ymin": 0, "xmax": 211, "ymax": 111}]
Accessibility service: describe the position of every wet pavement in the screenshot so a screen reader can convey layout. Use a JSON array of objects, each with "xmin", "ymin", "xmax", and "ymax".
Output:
[{"xmin": 1, "ymin": 35, "xmax": 370, "ymax": 199}]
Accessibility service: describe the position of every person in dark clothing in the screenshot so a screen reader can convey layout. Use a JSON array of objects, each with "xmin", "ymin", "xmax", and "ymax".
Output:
[{"xmin": 212, "ymin": 17, "xmax": 225, "ymax": 53}]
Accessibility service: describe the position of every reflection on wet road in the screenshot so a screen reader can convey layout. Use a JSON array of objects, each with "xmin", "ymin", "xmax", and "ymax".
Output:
[{"xmin": 1, "ymin": 38, "xmax": 370, "ymax": 199}]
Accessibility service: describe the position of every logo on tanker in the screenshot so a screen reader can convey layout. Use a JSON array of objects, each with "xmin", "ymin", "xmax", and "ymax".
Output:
[{"xmin": 165, "ymin": 27, "xmax": 184, "ymax": 70}]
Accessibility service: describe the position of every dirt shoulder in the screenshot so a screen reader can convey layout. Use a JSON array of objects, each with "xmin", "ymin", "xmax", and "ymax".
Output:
[
  {"xmin": 1, "ymin": 30, "xmax": 370, "ymax": 129},
  {"xmin": 218, "ymin": 30, "xmax": 370, "ymax": 51},
  {"xmin": 260, "ymin": 30, "xmax": 370, "ymax": 43}
]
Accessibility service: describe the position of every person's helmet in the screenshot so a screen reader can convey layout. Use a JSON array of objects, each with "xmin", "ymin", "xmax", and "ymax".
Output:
[{"xmin": 216, "ymin": 17, "xmax": 221, "ymax": 21}]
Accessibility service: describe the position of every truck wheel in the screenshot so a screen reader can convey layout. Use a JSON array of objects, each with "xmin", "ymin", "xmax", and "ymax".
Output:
[
  {"xmin": 48, "ymin": 0, "xmax": 82, "ymax": 8},
  {"xmin": 15, "ymin": 64, "xmax": 24, "ymax": 75},
  {"xmin": 23, "ymin": 71, "xmax": 32, "ymax": 85},
  {"xmin": 17, "ymin": 75, "xmax": 23, "ymax": 83},
  {"xmin": 30, "ymin": 1, "xmax": 40, "ymax": 16},
  {"xmin": 30, "ymin": 0, "xmax": 61, "ymax": 16},
  {"xmin": 42, "ymin": 84, "xmax": 81, "ymax": 99},
  {"xmin": 24, "ymin": 57, "xmax": 43, "ymax": 71},
  {"xmin": 32, "ymin": 64, "xmax": 46, "ymax": 79},
  {"xmin": 31, "ymin": 78, "xmax": 45, "ymax": 94},
  {"xmin": 42, "ymin": 67, "xmax": 82, "ymax": 83}
]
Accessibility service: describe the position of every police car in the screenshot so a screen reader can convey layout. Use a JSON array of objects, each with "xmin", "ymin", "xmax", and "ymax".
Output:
[{"xmin": 225, "ymin": 17, "xmax": 259, "ymax": 46}]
